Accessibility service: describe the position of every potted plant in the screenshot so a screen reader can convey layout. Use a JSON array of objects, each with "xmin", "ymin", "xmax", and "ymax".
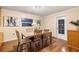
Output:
[{"xmin": 70, "ymin": 20, "xmax": 79, "ymax": 30}]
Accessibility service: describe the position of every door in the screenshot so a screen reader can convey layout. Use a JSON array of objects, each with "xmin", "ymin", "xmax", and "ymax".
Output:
[{"xmin": 56, "ymin": 16, "xmax": 67, "ymax": 40}]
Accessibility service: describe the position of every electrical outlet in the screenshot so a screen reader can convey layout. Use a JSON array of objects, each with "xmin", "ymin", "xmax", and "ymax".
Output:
[{"xmin": 13, "ymin": 33, "xmax": 15, "ymax": 35}]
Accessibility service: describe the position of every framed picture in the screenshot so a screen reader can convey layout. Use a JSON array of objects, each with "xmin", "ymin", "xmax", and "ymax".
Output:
[
  {"xmin": 21, "ymin": 18, "xmax": 33, "ymax": 27},
  {"xmin": 3, "ymin": 16, "xmax": 19, "ymax": 27}
]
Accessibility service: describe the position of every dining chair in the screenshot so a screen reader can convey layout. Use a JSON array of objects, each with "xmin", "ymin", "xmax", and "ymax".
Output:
[
  {"xmin": 43, "ymin": 29, "xmax": 51, "ymax": 47},
  {"xmin": 15, "ymin": 30, "xmax": 31, "ymax": 52},
  {"xmin": 43, "ymin": 29, "xmax": 49, "ymax": 32},
  {"xmin": 32, "ymin": 29, "xmax": 42, "ymax": 52}
]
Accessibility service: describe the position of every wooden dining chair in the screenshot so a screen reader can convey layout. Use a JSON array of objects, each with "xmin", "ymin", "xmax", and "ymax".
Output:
[
  {"xmin": 15, "ymin": 30, "xmax": 31, "ymax": 52},
  {"xmin": 32, "ymin": 29, "xmax": 42, "ymax": 52},
  {"xmin": 43, "ymin": 29, "xmax": 49, "ymax": 32},
  {"xmin": 43, "ymin": 29, "xmax": 51, "ymax": 47}
]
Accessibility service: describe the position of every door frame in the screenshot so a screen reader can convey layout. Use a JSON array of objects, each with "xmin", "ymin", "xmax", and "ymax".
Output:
[{"xmin": 56, "ymin": 16, "xmax": 67, "ymax": 40}]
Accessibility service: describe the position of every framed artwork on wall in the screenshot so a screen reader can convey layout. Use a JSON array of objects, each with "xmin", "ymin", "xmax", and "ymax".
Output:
[
  {"xmin": 21, "ymin": 18, "xmax": 33, "ymax": 27},
  {"xmin": 3, "ymin": 16, "xmax": 33, "ymax": 27},
  {"xmin": 3, "ymin": 16, "xmax": 19, "ymax": 27}
]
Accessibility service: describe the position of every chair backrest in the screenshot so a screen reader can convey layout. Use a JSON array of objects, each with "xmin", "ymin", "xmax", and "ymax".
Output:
[
  {"xmin": 16, "ymin": 30, "xmax": 21, "ymax": 44},
  {"xmin": 43, "ymin": 29, "xmax": 49, "ymax": 33},
  {"xmin": 34, "ymin": 30, "xmax": 42, "ymax": 41},
  {"xmin": 43, "ymin": 29, "xmax": 50, "ymax": 40},
  {"xmin": 16, "ymin": 30, "xmax": 28, "ymax": 52}
]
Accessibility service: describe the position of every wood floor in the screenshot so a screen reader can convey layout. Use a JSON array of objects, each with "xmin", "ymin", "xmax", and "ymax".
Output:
[
  {"xmin": 41, "ymin": 38, "xmax": 67, "ymax": 52},
  {"xmin": 0, "ymin": 38, "xmax": 67, "ymax": 52}
]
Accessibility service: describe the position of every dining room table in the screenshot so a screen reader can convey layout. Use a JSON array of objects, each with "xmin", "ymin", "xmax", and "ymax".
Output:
[{"xmin": 22, "ymin": 31, "xmax": 52, "ymax": 51}]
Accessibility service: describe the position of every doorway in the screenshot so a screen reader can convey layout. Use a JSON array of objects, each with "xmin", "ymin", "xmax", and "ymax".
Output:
[{"xmin": 56, "ymin": 16, "xmax": 67, "ymax": 40}]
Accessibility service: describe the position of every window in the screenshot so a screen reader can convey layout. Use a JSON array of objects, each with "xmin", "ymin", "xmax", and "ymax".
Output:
[{"xmin": 58, "ymin": 19, "xmax": 65, "ymax": 34}]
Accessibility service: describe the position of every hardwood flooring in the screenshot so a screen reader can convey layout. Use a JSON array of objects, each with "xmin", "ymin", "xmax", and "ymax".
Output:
[
  {"xmin": 0, "ymin": 40, "xmax": 18, "ymax": 52},
  {"xmin": 41, "ymin": 38, "xmax": 67, "ymax": 52},
  {"xmin": 0, "ymin": 38, "xmax": 67, "ymax": 52}
]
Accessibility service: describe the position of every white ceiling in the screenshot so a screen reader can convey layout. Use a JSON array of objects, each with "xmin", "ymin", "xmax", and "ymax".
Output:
[{"xmin": 1, "ymin": 6, "xmax": 77, "ymax": 16}]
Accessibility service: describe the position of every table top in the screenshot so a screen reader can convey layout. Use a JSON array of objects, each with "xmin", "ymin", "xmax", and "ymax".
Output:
[{"xmin": 23, "ymin": 31, "xmax": 52, "ymax": 38}]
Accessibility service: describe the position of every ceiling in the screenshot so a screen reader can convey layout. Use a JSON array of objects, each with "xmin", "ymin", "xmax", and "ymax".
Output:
[{"xmin": 1, "ymin": 6, "xmax": 77, "ymax": 16}]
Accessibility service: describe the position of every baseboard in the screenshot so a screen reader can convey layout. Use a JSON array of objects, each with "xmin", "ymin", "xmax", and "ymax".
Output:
[
  {"xmin": 3, "ymin": 39, "xmax": 17, "ymax": 43},
  {"xmin": 52, "ymin": 36, "xmax": 67, "ymax": 41}
]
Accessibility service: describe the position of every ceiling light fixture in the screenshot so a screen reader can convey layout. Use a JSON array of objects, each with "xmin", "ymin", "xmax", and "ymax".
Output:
[{"xmin": 35, "ymin": 6, "xmax": 41, "ymax": 9}]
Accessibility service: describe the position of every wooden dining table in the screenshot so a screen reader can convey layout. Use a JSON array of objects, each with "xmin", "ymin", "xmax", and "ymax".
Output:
[
  {"xmin": 23, "ymin": 31, "xmax": 52, "ymax": 42},
  {"xmin": 22, "ymin": 31, "xmax": 52, "ymax": 51}
]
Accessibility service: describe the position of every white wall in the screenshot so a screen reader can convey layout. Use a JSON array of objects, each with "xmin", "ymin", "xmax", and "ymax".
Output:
[{"xmin": 0, "ymin": 8, "xmax": 43, "ymax": 42}]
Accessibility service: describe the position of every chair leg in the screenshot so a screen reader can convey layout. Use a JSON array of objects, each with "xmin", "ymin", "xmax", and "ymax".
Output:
[
  {"xmin": 40, "ymin": 40, "xmax": 42, "ymax": 48},
  {"xmin": 42, "ymin": 40, "xmax": 44, "ymax": 47},
  {"xmin": 20, "ymin": 45, "xmax": 23, "ymax": 52},
  {"xmin": 17, "ymin": 45, "xmax": 20, "ymax": 52},
  {"xmin": 26, "ymin": 42, "xmax": 32, "ymax": 52},
  {"xmin": 31, "ymin": 42, "xmax": 36, "ymax": 52},
  {"xmin": 43, "ymin": 39, "xmax": 46, "ymax": 47},
  {"xmin": 24, "ymin": 44, "xmax": 28, "ymax": 52},
  {"xmin": 24, "ymin": 43, "xmax": 32, "ymax": 52},
  {"xmin": 33, "ymin": 43, "xmax": 36, "ymax": 52},
  {"xmin": 47, "ymin": 40, "xmax": 50, "ymax": 46},
  {"xmin": 17, "ymin": 46, "xmax": 19, "ymax": 52},
  {"xmin": 17, "ymin": 44, "xmax": 25, "ymax": 52}
]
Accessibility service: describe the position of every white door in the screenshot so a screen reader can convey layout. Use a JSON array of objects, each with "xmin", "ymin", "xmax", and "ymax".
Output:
[{"xmin": 56, "ymin": 16, "xmax": 67, "ymax": 40}]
